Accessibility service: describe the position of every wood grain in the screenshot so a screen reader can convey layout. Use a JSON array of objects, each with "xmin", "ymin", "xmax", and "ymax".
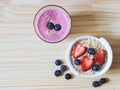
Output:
[{"xmin": 0, "ymin": 0, "xmax": 120, "ymax": 90}]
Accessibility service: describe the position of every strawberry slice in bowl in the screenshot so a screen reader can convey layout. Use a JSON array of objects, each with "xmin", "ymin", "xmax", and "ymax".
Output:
[
  {"xmin": 81, "ymin": 56, "xmax": 95, "ymax": 71},
  {"xmin": 72, "ymin": 43, "xmax": 87, "ymax": 59},
  {"xmin": 66, "ymin": 36, "xmax": 113, "ymax": 78},
  {"xmin": 95, "ymin": 49, "xmax": 106, "ymax": 66}
]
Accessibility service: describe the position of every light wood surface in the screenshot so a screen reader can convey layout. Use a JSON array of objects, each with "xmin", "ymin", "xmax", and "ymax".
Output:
[{"xmin": 0, "ymin": 0, "xmax": 120, "ymax": 90}]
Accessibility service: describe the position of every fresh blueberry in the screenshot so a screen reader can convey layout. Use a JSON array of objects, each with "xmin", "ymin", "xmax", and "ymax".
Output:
[
  {"xmin": 54, "ymin": 70, "xmax": 61, "ymax": 77},
  {"xmin": 65, "ymin": 73, "xmax": 72, "ymax": 80},
  {"xmin": 54, "ymin": 24, "xmax": 61, "ymax": 31},
  {"xmin": 60, "ymin": 65, "xmax": 67, "ymax": 72},
  {"xmin": 100, "ymin": 78, "xmax": 106, "ymax": 84},
  {"xmin": 92, "ymin": 64, "xmax": 100, "ymax": 71},
  {"xmin": 47, "ymin": 22, "xmax": 54, "ymax": 29},
  {"xmin": 74, "ymin": 59, "xmax": 81, "ymax": 65},
  {"xmin": 92, "ymin": 81, "xmax": 100, "ymax": 87},
  {"xmin": 55, "ymin": 59, "xmax": 62, "ymax": 66},
  {"xmin": 88, "ymin": 48, "xmax": 96, "ymax": 55}
]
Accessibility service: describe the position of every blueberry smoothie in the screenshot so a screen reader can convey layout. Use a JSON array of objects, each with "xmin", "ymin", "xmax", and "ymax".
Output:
[{"xmin": 34, "ymin": 5, "xmax": 71, "ymax": 43}]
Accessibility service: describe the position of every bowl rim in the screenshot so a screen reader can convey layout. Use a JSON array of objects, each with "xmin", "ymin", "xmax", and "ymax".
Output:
[{"xmin": 66, "ymin": 36, "xmax": 113, "ymax": 78}]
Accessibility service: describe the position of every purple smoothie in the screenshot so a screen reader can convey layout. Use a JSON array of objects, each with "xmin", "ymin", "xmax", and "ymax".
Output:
[{"xmin": 34, "ymin": 5, "xmax": 71, "ymax": 43}]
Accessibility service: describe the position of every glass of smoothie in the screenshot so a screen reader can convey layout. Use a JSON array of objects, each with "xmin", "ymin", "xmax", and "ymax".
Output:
[{"xmin": 33, "ymin": 5, "xmax": 71, "ymax": 43}]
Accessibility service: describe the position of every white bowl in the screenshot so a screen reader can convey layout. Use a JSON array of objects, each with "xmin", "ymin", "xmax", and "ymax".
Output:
[{"xmin": 66, "ymin": 36, "xmax": 113, "ymax": 77}]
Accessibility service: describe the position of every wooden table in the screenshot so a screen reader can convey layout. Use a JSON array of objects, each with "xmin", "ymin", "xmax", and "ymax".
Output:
[{"xmin": 0, "ymin": 0, "xmax": 120, "ymax": 90}]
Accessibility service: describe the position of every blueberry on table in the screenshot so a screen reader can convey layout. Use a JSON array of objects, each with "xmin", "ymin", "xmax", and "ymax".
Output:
[
  {"xmin": 55, "ymin": 59, "xmax": 62, "ymax": 66},
  {"xmin": 60, "ymin": 65, "xmax": 67, "ymax": 72},
  {"xmin": 74, "ymin": 59, "xmax": 81, "ymax": 65},
  {"xmin": 88, "ymin": 48, "xmax": 96, "ymax": 55},
  {"xmin": 54, "ymin": 24, "xmax": 61, "ymax": 31},
  {"xmin": 47, "ymin": 22, "xmax": 54, "ymax": 29},
  {"xmin": 92, "ymin": 64, "xmax": 100, "ymax": 71},
  {"xmin": 65, "ymin": 73, "xmax": 72, "ymax": 80},
  {"xmin": 99, "ymin": 78, "xmax": 106, "ymax": 84},
  {"xmin": 54, "ymin": 70, "xmax": 61, "ymax": 77},
  {"xmin": 92, "ymin": 81, "xmax": 100, "ymax": 87}
]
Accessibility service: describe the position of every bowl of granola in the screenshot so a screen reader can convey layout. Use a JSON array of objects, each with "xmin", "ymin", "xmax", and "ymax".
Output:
[{"xmin": 66, "ymin": 36, "xmax": 113, "ymax": 77}]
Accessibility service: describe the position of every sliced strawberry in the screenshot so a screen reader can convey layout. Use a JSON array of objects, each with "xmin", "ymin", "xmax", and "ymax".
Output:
[
  {"xmin": 95, "ymin": 50, "xmax": 106, "ymax": 66},
  {"xmin": 81, "ymin": 56, "xmax": 94, "ymax": 71},
  {"xmin": 73, "ymin": 43, "xmax": 87, "ymax": 59}
]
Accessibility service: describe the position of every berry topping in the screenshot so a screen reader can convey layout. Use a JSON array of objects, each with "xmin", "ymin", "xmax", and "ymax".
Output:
[
  {"xmin": 95, "ymin": 50, "xmax": 106, "ymax": 66},
  {"xmin": 54, "ymin": 24, "xmax": 61, "ymax": 31},
  {"xmin": 73, "ymin": 43, "xmax": 87, "ymax": 59},
  {"xmin": 55, "ymin": 59, "xmax": 62, "ymax": 66},
  {"xmin": 60, "ymin": 65, "xmax": 67, "ymax": 72},
  {"xmin": 99, "ymin": 78, "xmax": 106, "ymax": 84},
  {"xmin": 92, "ymin": 81, "xmax": 100, "ymax": 87},
  {"xmin": 81, "ymin": 56, "xmax": 94, "ymax": 71},
  {"xmin": 65, "ymin": 73, "xmax": 72, "ymax": 80},
  {"xmin": 74, "ymin": 59, "xmax": 81, "ymax": 65},
  {"xmin": 92, "ymin": 64, "xmax": 100, "ymax": 71},
  {"xmin": 54, "ymin": 70, "xmax": 61, "ymax": 77},
  {"xmin": 88, "ymin": 48, "xmax": 96, "ymax": 55},
  {"xmin": 47, "ymin": 22, "xmax": 54, "ymax": 30}
]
